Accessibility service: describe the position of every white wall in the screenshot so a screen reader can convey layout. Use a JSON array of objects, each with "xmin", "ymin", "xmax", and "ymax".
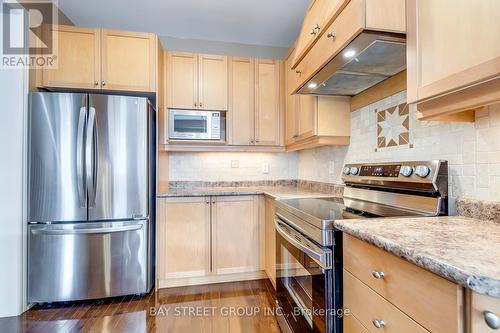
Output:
[
  {"xmin": 169, "ymin": 152, "xmax": 298, "ymax": 182},
  {"xmin": 0, "ymin": 7, "xmax": 28, "ymax": 318},
  {"xmin": 298, "ymin": 91, "xmax": 500, "ymax": 211}
]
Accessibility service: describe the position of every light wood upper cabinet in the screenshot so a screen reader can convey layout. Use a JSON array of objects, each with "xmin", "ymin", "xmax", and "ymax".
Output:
[
  {"xmin": 290, "ymin": 0, "xmax": 406, "ymax": 94},
  {"xmin": 167, "ymin": 52, "xmax": 228, "ymax": 110},
  {"xmin": 198, "ymin": 54, "xmax": 228, "ymax": 110},
  {"xmin": 297, "ymin": 95, "xmax": 317, "ymax": 139},
  {"xmin": 100, "ymin": 29, "xmax": 156, "ymax": 92},
  {"xmin": 292, "ymin": 0, "xmax": 345, "ymax": 69},
  {"xmin": 285, "ymin": 50, "xmax": 299, "ymax": 144},
  {"xmin": 255, "ymin": 59, "xmax": 281, "ymax": 146},
  {"xmin": 167, "ymin": 52, "xmax": 198, "ymax": 109},
  {"xmin": 407, "ymin": 0, "xmax": 500, "ymax": 120},
  {"xmin": 228, "ymin": 58, "xmax": 282, "ymax": 147},
  {"xmin": 285, "ymin": 94, "xmax": 351, "ymax": 151},
  {"xmin": 212, "ymin": 196, "xmax": 261, "ymax": 275},
  {"xmin": 157, "ymin": 197, "xmax": 211, "ymax": 281},
  {"xmin": 42, "ymin": 25, "xmax": 101, "ymax": 89},
  {"xmin": 284, "ymin": 43, "xmax": 350, "ymax": 151},
  {"xmin": 41, "ymin": 25, "xmax": 156, "ymax": 92},
  {"xmin": 229, "ymin": 57, "xmax": 255, "ymax": 145}
]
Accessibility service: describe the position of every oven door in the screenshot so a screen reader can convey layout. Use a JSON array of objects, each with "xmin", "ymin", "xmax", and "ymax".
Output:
[
  {"xmin": 275, "ymin": 217, "xmax": 337, "ymax": 333},
  {"xmin": 169, "ymin": 110, "xmax": 212, "ymax": 140}
]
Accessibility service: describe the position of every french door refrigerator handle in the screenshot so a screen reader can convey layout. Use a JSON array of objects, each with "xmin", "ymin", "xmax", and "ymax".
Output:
[
  {"xmin": 86, "ymin": 106, "xmax": 97, "ymax": 207},
  {"xmin": 76, "ymin": 106, "xmax": 87, "ymax": 208},
  {"xmin": 30, "ymin": 224, "xmax": 143, "ymax": 235}
]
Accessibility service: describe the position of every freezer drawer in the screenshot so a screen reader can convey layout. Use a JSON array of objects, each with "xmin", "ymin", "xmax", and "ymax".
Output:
[{"xmin": 28, "ymin": 220, "xmax": 148, "ymax": 303}]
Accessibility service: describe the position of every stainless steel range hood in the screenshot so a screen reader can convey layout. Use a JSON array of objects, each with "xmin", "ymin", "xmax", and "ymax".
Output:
[{"xmin": 298, "ymin": 32, "xmax": 406, "ymax": 96}]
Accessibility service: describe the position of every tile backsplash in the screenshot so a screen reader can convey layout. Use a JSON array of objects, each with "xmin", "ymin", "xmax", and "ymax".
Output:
[
  {"xmin": 168, "ymin": 152, "xmax": 298, "ymax": 181},
  {"xmin": 166, "ymin": 91, "xmax": 500, "ymax": 212},
  {"xmin": 298, "ymin": 91, "xmax": 500, "ymax": 211}
]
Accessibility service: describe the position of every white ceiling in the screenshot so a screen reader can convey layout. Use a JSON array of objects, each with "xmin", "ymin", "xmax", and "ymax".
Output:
[{"xmin": 58, "ymin": 0, "xmax": 310, "ymax": 48}]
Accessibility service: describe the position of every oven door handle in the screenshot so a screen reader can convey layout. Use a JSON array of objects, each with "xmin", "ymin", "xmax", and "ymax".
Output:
[{"xmin": 275, "ymin": 218, "xmax": 332, "ymax": 269}]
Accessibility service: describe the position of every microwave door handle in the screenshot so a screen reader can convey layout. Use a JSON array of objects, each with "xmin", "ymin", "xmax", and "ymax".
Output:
[{"xmin": 274, "ymin": 218, "xmax": 332, "ymax": 269}]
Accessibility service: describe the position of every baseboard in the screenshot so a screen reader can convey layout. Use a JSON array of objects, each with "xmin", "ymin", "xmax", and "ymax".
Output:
[{"xmin": 158, "ymin": 270, "xmax": 268, "ymax": 289}]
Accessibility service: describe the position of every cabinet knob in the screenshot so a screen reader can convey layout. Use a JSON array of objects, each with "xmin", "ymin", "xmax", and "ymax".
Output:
[
  {"xmin": 310, "ymin": 29, "xmax": 317, "ymax": 36},
  {"xmin": 199, "ymin": 102, "xmax": 203, "ymax": 108},
  {"xmin": 327, "ymin": 32, "xmax": 336, "ymax": 39},
  {"xmin": 255, "ymin": 139, "xmax": 260, "ymax": 143},
  {"xmin": 372, "ymin": 320, "xmax": 386, "ymax": 329},
  {"xmin": 313, "ymin": 23, "xmax": 320, "ymax": 31},
  {"xmin": 484, "ymin": 311, "xmax": 500, "ymax": 329},
  {"xmin": 94, "ymin": 81, "xmax": 99, "ymax": 86},
  {"xmin": 101, "ymin": 81, "xmax": 106, "ymax": 87},
  {"xmin": 250, "ymin": 139, "xmax": 254, "ymax": 144},
  {"xmin": 194, "ymin": 102, "xmax": 198, "ymax": 107},
  {"xmin": 372, "ymin": 271, "xmax": 385, "ymax": 279},
  {"xmin": 295, "ymin": 70, "xmax": 302, "ymax": 75}
]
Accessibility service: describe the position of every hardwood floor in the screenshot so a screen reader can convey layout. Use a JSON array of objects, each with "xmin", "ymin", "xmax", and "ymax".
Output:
[{"xmin": 0, "ymin": 279, "xmax": 281, "ymax": 333}]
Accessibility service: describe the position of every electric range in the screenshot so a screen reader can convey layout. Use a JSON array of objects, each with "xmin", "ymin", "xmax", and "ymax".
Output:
[{"xmin": 274, "ymin": 160, "xmax": 448, "ymax": 333}]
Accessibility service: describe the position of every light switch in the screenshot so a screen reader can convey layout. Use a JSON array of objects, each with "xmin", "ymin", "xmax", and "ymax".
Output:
[
  {"xmin": 262, "ymin": 163, "xmax": 270, "ymax": 174},
  {"xmin": 329, "ymin": 161, "xmax": 335, "ymax": 175},
  {"xmin": 231, "ymin": 160, "xmax": 239, "ymax": 168}
]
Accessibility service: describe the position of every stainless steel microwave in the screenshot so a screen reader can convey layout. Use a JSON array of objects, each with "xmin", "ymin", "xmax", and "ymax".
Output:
[{"xmin": 168, "ymin": 110, "xmax": 224, "ymax": 140}]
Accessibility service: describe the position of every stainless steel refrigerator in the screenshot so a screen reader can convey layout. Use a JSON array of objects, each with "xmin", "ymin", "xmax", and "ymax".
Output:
[{"xmin": 27, "ymin": 92, "xmax": 156, "ymax": 303}]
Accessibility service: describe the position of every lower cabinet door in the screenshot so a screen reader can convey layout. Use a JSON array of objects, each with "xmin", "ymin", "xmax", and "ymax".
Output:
[
  {"xmin": 212, "ymin": 196, "xmax": 261, "ymax": 275},
  {"xmin": 157, "ymin": 197, "xmax": 211, "ymax": 280}
]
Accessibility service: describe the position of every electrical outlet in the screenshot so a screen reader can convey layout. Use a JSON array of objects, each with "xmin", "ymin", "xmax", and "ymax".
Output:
[
  {"xmin": 328, "ymin": 161, "xmax": 335, "ymax": 175},
  {"xmin": 231, "ymin": 160, "xmax": 239, "ymax": 168},
  {"xmin": 262, "ymin": 163, "xmax": 270, "ymax": 174}
]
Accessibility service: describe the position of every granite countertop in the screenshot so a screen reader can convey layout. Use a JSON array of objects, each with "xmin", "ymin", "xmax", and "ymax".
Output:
[
  {"xmin": 157, "ymin": 185, "xmax": 337, "ymax": 200},
  {"xmin": 334, "ymin": 216, "xmax": 500, "ymax": 298}
]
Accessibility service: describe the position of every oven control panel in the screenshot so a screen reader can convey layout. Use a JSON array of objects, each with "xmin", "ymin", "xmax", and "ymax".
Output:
[{"xmin": 359, "ymin": 164, "xmax": 401, "ymax": 177}]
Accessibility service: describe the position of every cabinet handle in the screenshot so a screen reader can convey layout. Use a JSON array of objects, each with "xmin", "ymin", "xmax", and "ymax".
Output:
[
  {"xmin": 313, "ymin": 24, "xmax": 320, "ymax": 32},
  {"xmin": 250, "ymin": 139, "xmax": 254, "ymax": 144},
  {"xmin": 94, "ymin": 81, "xmax": 99, "ymax": 86},
  {"xmin": 194, "ymin": 102, "xmax": 198, "ymax": 108},
  {"xmin": 484, "ymin": 311, "xmax": 500, "ymax": 329},
  {"xmin": 205, "ymin": 199, "xmax": 209, "ymax": 204},
  {"xmin": 372, "ymin": 271, "xmax": 385, "ymax": 279},
  {"xmin": 101, "ymin": 81, "xmax": 106, "ymax": 87},
  {"xmin": 310, "ymin": 29, "xmax": 317, "ymax": 36},
  {"xmin": 255, "ymin": 139, "xmax": 260, "ymax": 143},
  {"xmin": 372, "ymin": 320, "xmax": 386, "ymax": 329},
  {"xmin": 295, "ymin": 70, "xmax": 302, "ymax": 75},
  {"xmin": 327, "ymin": 32, "xmax": 336, "ymax": 39},
  {"xmin": 199, "ymin": 102, "xmax": 203, "ymax": 108}
]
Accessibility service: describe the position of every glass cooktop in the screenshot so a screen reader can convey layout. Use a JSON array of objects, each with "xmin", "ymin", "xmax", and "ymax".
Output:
[{"xmin": 277, "ymin": 197, "xmax": 346, "ymax": 222}]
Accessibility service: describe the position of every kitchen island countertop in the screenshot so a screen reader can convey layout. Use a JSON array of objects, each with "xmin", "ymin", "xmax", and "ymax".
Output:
[{"xmin": 334, "ymin": 216, "xmax": 500, "ymax": 298}]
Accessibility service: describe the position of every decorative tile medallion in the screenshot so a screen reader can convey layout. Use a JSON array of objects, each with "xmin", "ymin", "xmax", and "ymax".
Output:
[{"xmin": 376, "ymin": 102, "xmax": 410, "ymax": 150}]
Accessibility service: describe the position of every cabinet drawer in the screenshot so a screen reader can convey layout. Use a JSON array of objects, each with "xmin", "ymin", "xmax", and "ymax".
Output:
[
  {"xmin": 470, "ymin": 292, "xmax": 500, "ymax": 332},
  {"xmin": 344, "ymin": 314, "xmax": 370, "ymax": 333},
  {"xmin": 343, "ymin": 234, "xmax": 463, "ymax": 333},
  {"xmin": 292, "ymin": 0, "xmax": 365, "ymax": 93},
  {"xmin": 344, "ymin": 269, "xmax": 429, "ymax": 333}
]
